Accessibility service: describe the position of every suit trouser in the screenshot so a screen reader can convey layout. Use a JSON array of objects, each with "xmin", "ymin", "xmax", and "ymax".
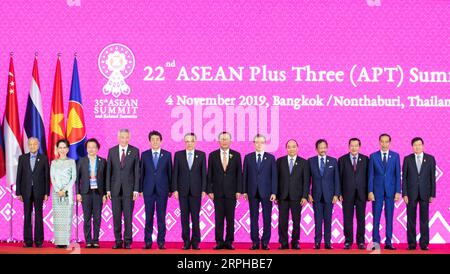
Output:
[
  {"xmin": 214, "ymin": 197, "xmax": 236, "ymax": 245},
  {"xmin": 249, "ymin": 196, "xmax": 273, "ymax": 246},
  {"xmin": 144, "ymin": 193, "xmax": 168, "ymax": 244},
  {"xmin": 313, "ymin": 198, "xmax": 333, "ymax": 245},
  {"xmin": 179, "ymin": 195, "xmax": 201, "ymax": 245},
  {"xmin": 343, "ymin": 190, "xmax": 366, "ymax": 245},
  {"xmin": 81, "ymin": 190, "xmax": 103, "ymax": 244},
  {"xmin": 278, "ymin": 199, "xmax": 301, "ymax": 246},
  {"xmin": 407, "ymin": 197, "xmax": 429, "ymax": 246},
  {"xmin": 111, "ymin": 194, "xmax": 135, "ymax": 244},
  {"xmin": 23, "ymin": 189, "xmax": 44, "ymax": 245},
  {"xmin": 372, "ymin": 196, "xmax": 394, "ymax": 245}
]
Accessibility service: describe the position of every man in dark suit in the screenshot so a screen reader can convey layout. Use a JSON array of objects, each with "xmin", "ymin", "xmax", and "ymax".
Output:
[
  {"xmin": 277, "ymin": 139, "xmax": 309, "ymax": 250},
  {"xmin": 140, "ymin": 130, "xmax": 172, "ymax": 250},
  {"xmin": 243, "ymin": 134, "xmax": 277, "ymax": 250},
  {"xmin": 308, "ymin": 139, "xmax": 341, "ymax": 250},
  {"xmin": 16, "ymin": 137, "xmax": 50, "ymax": 248},
  {"xmin": 402, "ymin": 137, "xmax": 436, "ymax": 251},
  {"xmin": 207, "ymin": 132, "xmax": 242, "ymax": 250},
  {"xmin": 338, "ymin": 138, "xmax": 369, "ymax": 250},
  {"xmin": 106, "ymin": 129, "xmax": 140, "ymax": 249},
  {"xmin": 172, "ymin": 132, "xmax": 207, "ymax": 250},
  {"xmin": 76, "ymin": 138, "xmax": 107, "ymax": 248},
  {"xmin": 368, "ymin": 133, "xmax": 401, "ymax": 250}
]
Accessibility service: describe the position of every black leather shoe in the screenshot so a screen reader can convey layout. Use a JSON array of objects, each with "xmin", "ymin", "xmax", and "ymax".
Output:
[
  {"xmin": 143, "ymin": 242, "xmax": 152, "ymax": 249},
  {"xmin": 291, "ymin": 243, "xmax": 300, "ymax": 250},
  {"xmin": 407, "ymin": 245, "xmax": 416, "ymax": 250},
  {"xmin": 93, "ymin": 243, "xmax": 100, "ymax": 248},
  {"xmin": 112, "ymin": 242, "xmax": 123, "ymax": 249},
  {"xmin": 158, "ymin": 243, "xmax": 166, "ymax": 250},
  {"xmin": 34, "ymin": 243, "xmax": 43, "ymax": 248},
  {"xmin": 250, "ymin": 243, "xmax": 259, "ymax": 250},
  {"xmin": 182, "ymin": 243, "xmax": 191, "ymax": 250},
  {"xmin": 420, "ymin": 245, "xmax": 429, "ymax": 251},
  {"xmin": 325, "ymin": 244, "xmax": 333, "ymax": 250},
  {"xmin": 124, "ymin": 243, "xmax": 131, "ymax": 249},
  {"xmin": 224, "ymin": 244, "xmax": 235, "ymax": 250},
  {"xmin": 385, "ymin": 245, "xmax": 396, "ymax": 250},
  {"xmin": 214, "ymin": 244, "xmax": 224, "ymax": 250},
  {"xmin": 358, "ymin": 243, "xmax": 365, "ymax": 250},
  {"xmin": 192, "ymin": 244, "xmax": 200, "ymax": 250},
  {"xmin": 344, "ymin": 243, "xmax": 351, "ymax": 250},
  {"xmin": 278, "ymin": 244, "xmax": 289, "ymax": 250},
  {"xmin": 23, "ymin": 243, "xmax": 33, "ymax": 248},
  {"xmin": 314, "ymin": 243, "xmax": 321, "ymax": 250},
  {"xmin": 261, "ymin": 244, "xmax": 270, "ymax": 250}
]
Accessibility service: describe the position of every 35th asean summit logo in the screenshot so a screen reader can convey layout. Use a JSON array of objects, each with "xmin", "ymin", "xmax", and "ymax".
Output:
[{"xmin": 98, "ymin": 43, "xmax": 135, "ymax": 98}]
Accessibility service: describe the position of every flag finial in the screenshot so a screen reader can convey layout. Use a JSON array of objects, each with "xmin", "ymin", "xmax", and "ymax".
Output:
[
  {"xmin": 9, "ymin": 52, "xmax": 13, "ymax": 57},
  {"xmin": 74, "ymin": 52, "xmax": 78, "ymax": 58}
]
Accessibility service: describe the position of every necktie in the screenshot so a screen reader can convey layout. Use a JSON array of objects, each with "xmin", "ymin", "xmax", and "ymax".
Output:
[
  {"xmin": 382, "ymin": 153, "xmax": 387, "ymax": 169},
  {"xmin": 320, "ymin": 157, "xmax": 325, "ymax": 176},
  {"xmin": 153, "ymin": 152, "xmax": 159, "ymax": 169},
  {"xmin": 352, "ymin": 156, "xmax": 357, "ymax": 172},
  {"xmin": 416, "ymin": 155, "xmax": 422, "ymax": 173},
  {"xmin": 30, "ymin": 155, "xmax": 36, "ymax": 172},
  {"xmin": 222, "ymin": 151, "xmax": 228, "ymax": 171},
  {"xmin": 188, "ymin": 152, "xmax": 193, "ymax": 170},
  {"xmin": 289, "ymin": 158, "xmax": 294, "ymax": 174},
  {"xmin": 257, "ymin": 154, "xmax": 262, "ymax": 169},
  {"xmin": 120, "ymin": 149, "xmax": 126, "ymax": 168}
]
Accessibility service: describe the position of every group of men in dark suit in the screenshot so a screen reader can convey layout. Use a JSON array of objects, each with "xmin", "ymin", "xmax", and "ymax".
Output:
[{"xmin": 15, "ymin": 131, "xmax": 436, "ymax": 251}]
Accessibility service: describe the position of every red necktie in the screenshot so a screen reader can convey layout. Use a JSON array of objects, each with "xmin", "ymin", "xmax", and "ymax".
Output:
[{"xmin": 120, "ymin": 149, "xmax": 126, "ymax": 168}]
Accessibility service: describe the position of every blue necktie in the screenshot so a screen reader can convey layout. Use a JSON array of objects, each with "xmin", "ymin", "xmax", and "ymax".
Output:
[
  {"xmin": 320, "ymin": 157, "xmax": 325, "ymax": 176},
  {"xmin": 382, "ymin": 153, "xmax": 387, "ymax": 169},
  {"xmin": 30, "ymin": 155, "xmax": 37, "ymax": 172},
  {"xmin": 188, "ymin": 152, "xmax": 193, "ymax": 170},
  {"xmin": 257, "ymin": 154, "xmax": 262, "ymax": 170},
  {"xmin": 289, "ymin": 158, "xmax": 294, "ymax": 174},
  {"xmin": 153, "ymin": 152, "xmax": 159, "ymax": 169}
]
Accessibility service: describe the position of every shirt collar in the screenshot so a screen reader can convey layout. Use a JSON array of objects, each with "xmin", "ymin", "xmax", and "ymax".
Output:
[
  {"xmin": 120, "ymin": 145, "xmax": 128, "ymax": 152},
  {"xmin": 30, "ymin": 152, "xmax": 38, "ymax": 157},
  {"xmin": 186, "ymin": 149, "xmax": 195, "ymax": 155},
  {"xmin": 288, "ymin": 155, "xmax": 297, "ymax": 161},
  {"xmin": 256, "ymin": 151, "xmax": 265, "ymax": 157},
  {"xmin": 380, "ymin": 150, "xmax": 389, "ymax": 157},
  {"xmin": 152, "ymin": 148, "xmax": 161, "ymax": 154},
  {"xmin": 415, "ymin": 152, "xmax": 424, "ymax": 158},
  {"xmin": 349, "ymin": 153, "xmax": 359, "ymax": 159}
]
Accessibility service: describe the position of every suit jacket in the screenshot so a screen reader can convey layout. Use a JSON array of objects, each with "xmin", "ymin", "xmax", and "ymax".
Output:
[
  {"xmin": 16, "ymin": 153, "xmax": 50, "ymax": 198},
  {"xmin": 172, "ymin": 150, "xmax": 207, "ymax": 197},
  {"xmin": 277, "ymin": 155, "xmax": 309, "ymax": 201},
  {"xmin": 243, "ymin": 152, "xmax": 278, "ymax": 199},
  {"xmin": 76, "ymin": 156, "xmax": 107, "ymax": 196},
  {"xmin": 402, "ymin": 153, "xmax": 436, "ymax": 201},
  {"xmin": 106, "ymin": 145, "xmax": 140, "ymax": 197},
  {"xmin": 308, "ymin": 156, "xmax": 341, "ymax": 203},
  {"xmin": 368, "ymin": 150, "xmax": 401, "ymax": 199},
  {"xmin": 207, "ymin": 149, "xmax": 243, "ymax": 198},
  {"xmin": 140, "ymin": 149, "xmax": 172, "ymax": 196},
  {"xmin": 338, "ymin": 153, "xmax": 369, "ymax": 201}
]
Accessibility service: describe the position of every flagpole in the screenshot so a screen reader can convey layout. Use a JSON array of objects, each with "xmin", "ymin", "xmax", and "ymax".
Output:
[
  {"xmin": 74, "ymin": 52, "xmax": 80, "ymax": 244},
  {"xmin": 7, "ymin": 51, "xmax": 16, "ymax": 244}
]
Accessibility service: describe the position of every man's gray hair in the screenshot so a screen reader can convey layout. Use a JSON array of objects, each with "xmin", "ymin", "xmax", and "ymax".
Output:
[
  {"xmin": 118, "ymin": 128, "xmax": 130, "ymax": 135},
  {"xmin": 28, "ymin": 137, "xmax": 40, "ymax": 144}
]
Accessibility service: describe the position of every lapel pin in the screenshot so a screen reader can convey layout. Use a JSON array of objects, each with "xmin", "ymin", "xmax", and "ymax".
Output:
[
  {"xmin": 37, "ymin": 158, "xmax": 40, "ymax": 162},
  {"xmin": 264, "ymin": 157, "xmax": 267, "ymax": 160},
  {"xmin": 423, "ymin": 159, "xmax": 426, "ymax": 162},
  {"xmin": 160, "ymin": 154, "xmax": 163, "ymax": 157},
  {"xmin": 327, "ymin": 159, "xmax": 329, "ymax": 162},
  {"xmin": 295, "ymin": 162, "xmax": 298, "ymax": 165},
  {"xmin": 230, "ymin": 154, "xmax": 233, "ymax": 159},
  {"xmin": 195, "ymin": 155, "xmax": 198, "ymax": 158}
]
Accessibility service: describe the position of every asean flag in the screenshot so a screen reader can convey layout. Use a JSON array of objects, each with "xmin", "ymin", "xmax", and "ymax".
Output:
[{"xmin": 67, "ymin": 56, "xmax": 86, "ymax": 161}]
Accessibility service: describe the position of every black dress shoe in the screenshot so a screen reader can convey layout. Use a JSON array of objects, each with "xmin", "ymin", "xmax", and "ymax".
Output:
[
  {"xmin": 278, "ymin": 244, "xmax": 289, "ymax": 250},
  {"xmin": 124, "ymin": 243, "xmax": 131, "ymax": 249},
  {"xmin": 214, "ymin": 244, "xmax": 224, "ymax": 250},
  {"xmin": 86, "ymin": 243, "xmax": 93, "ymax": 248},
  {"xmin": 261, "ymin": 244, "xmax": 270, "ymax": 250},
  {"xmin": 407, "ymin": 245, "xmax": 416, "ymax": 250},
  {"xmin": 325, "ymin": 244, "xmax": 333, "ymax": 250},
  {"xmin": 420, "ymin": 245, "xmax": 429, "ymax": 251},
  {"xmin": 291, "ymin": 244, "xmax": 300, "ymax": 250},
  {"xmin": 385, "ymin": 245, "xmax": 396, "ymax": 250},
  {"xmin": 143, "ymin": 242, "xmax": 152, "ymax": 249},
  {"xmin": 344, "ymin": 243, "xmax": 351, "ymax": 250},
  {"xmin": 93, "ymin": 244, "xmax": 100, "ymax": 248},
  {"xmin": 23, "ymin": 243, "xmax": 33, "ymax": 248},
  {"xmin": 250, "ymin": 243, "xmax": 259, "ymax": 250},
  {"xmin": 56, "ymin": 245, "xmax": 67, "ymax": 249},
  {"xmin": 358, "ymin": 243, "xmax": 365, "ymax": 250},
  {"xmin": 35, "ymin": 243, "xmax": 42, "ymax": 248},
  {"xmin": 224, "ymin": 244, "xmax": 235, "ymax": 250},
  {"xmin": 192, "ymin": 244, "xmax": 200, "ymax": 250},
  {"xmin": 158, "ymin": 243, "xmax": 166, "ymax": 250},
  {"xmin": 314, "ymin": 243, "xmax": 321, "ymax": 250},
  {"xmin": 182, "ymin": 243, "xmax": 191, "ymax": 250},
  {"xmin": 112, "ymin": 242, "xmax": 123, "ymax": 249}
]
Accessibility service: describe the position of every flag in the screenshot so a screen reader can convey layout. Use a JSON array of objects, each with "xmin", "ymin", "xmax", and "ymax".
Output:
[
  {"xmin": 0, "ymin": 121, "xmax": 5, "ymax": 179},
  {"xmin": 3, "ymin": 56, "xmax": 23, "ymax": 186},
  {"xmin": 67, "ymin": 56, "xmax": 86, "ymax": 160},
  {"xmin": 23, "ymin": 56, "xmax": 47, "ymax": 155},
  {"xmin": 48, "ymin": 56, "xmax": 65, "ymax": 161}
]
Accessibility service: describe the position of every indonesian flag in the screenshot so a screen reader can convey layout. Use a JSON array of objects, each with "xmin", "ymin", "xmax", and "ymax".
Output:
[
  {"xmin": 3, "ymin": 56, "xmax": 23, "ymax": 186},
  {"xmin": 48, "ymin": 56, "xmax": 65, "ymax": 161}
]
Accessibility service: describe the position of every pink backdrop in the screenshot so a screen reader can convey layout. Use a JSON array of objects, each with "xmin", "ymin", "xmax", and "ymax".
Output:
[{"xmin": 0, "ymin": 0, "xmax": 449, "ymax": 244}]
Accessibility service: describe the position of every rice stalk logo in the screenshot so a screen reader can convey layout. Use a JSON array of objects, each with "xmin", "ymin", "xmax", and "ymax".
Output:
[{"xmin": 98, "ymin": 43, "xmax": 135, "ymax": 98}]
